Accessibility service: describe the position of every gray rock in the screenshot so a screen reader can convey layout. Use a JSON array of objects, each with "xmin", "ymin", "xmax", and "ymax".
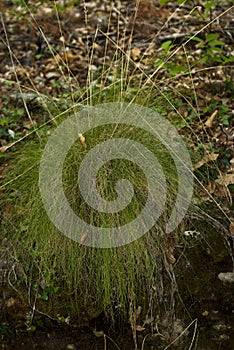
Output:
[{"xmin": 218, "ymin": 272, "xmax": 234, "ymax": 283}]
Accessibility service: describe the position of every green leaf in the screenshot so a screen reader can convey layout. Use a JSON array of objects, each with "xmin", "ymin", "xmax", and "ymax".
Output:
[
  {"xmin": 206, "ymin": 33, "xmax": 219, "ymax": 42},
  {"xmin": 171, "ymin": 65, "xmax": 187, "ymax": 75},
  {"xmin": 0, "ymin": 117, "xmax": 10, "ymax": 126},
  {"xmin": 200, "ymin": 56, "xmax": 208, "ymax": 63},
  {"xmin": 221, "ymin": 115, "xmax": 230, "ymax": 126},
  {"xmin": 209, "ymin": 40, "xmax": 224, "ymax": 46},
  {"xmin": 190, "ymin": 36, "xmax": 204, "ymax": 43},
  {"xmin": 204, "ymin": 1, "xmax": 216, "ymax": 11},
  {"xmin": 209, "ymin": 47, "xmax": 222, "ymax": 53},
  {"xmin": 154, "ymin": 59, "xmax": 166, "ymax": 68},
  {"xmin": 4, "ymin": 80, "xmax": 13, "ymax": 86},
  {"xmin": 160, "ymin": 0, "xmax": 170, "ymax": 4},
  {"xmin": 161, "ymin": 40, "xmax": 173, "ymax": 51},
  {"xmin": 35, "ymin": 54, "xmax": 43, "ymax": 60},
  {"xmin": 38, "ymin": 293, "xmax": 48, "ymax": 301}
]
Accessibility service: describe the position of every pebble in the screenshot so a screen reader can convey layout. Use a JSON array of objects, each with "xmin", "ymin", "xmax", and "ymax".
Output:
[
  {"xmin": 218, "ymin": 272, "xmax": 234, "ymax": 283},
  {"xmin": 67, "ymin": 345, "xmax": 76, "ymax": 350}
]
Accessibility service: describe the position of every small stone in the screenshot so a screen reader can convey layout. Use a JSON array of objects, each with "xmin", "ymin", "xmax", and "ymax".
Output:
[
  {"xmin": 218, "ymin": 272, "xmax": 234, "ymax": 283},
  {"xmin": 67, "ymin": 344, "xmax": 76, "ymax": 350},
  {"xmin": 202, "ymin": 310, "xmax": 209, "ymax": 317},
  {"xmin": 45, "ymin": 72, "xmax": 60, "ymax": 80}
]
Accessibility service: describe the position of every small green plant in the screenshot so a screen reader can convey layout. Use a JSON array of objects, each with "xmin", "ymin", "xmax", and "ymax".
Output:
[
  {"xmin": 38, "ymin": 285, "xmax": 59, "ymax": 301},
  {"xmin": 190, "ymin": 33, "xmax": 234, "ymax": 64},
  {"xmin": 155, "ymin": 40, "xmax": 188, "ymax": 77},
  {"xmin": 2, "ymin": 106, "xmax": 24, "ymax": 120}
]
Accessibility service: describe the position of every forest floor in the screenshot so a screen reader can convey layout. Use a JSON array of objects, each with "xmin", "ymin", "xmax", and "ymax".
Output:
[{"xmin": 0, "ymin": 0, "xmax": 233, "ymax": 199}]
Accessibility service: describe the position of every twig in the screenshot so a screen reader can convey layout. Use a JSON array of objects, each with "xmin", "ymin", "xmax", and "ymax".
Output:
[
  {"xmin": 158, "ymin": 31, "xmax": 198, "ymax": 42},
  {"xmin": 219, "ymin": 124, "xmax": 234, "ymax": 142},
  {"xmin": 112, "ymin": 6, "xmax": 128, "ymax": 24},
  {"xmin": 163, "ymin": 318, "xmax": 198, "ymax": 350},
  {"xmin": 103, "ymin": 334, "xmax": 121, "ymax": 350}
]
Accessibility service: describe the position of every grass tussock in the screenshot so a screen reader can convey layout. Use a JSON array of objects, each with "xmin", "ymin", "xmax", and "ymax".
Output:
[
  {"xmin": 2, "ymin": 109, "xmax": 179, "ymax": 323},
  {"xmin": 1, "ymin": 1, "xmax": 233, "ymax": 342}
]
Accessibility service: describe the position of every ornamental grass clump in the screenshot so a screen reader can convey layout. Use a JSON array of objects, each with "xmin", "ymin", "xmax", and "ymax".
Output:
[
  {"xmin": 1, "ymin": 2, "xmax": 233, "ymax": 348},
  {"xmin": 2, "ymin": 104, "xmax": 181, "ymax": 323}
]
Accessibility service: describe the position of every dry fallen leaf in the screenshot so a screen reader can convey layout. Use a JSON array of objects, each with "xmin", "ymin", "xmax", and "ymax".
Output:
[
  {"xmin": 198, "ymin": 171, "xmax": 233, "ymax": 202},
  {"xmin": 6, "ymin": 297, "xmax": 15, "ymax": 308},
  {"xmin": 46, "ymin": 51, "xmax": 81, "ymax": 65},
  {"xmin": 78, "ymin": 133, "xmax": 87, "ymax": 148},
  {"xmin": 131, "ymin": 47, "xmax": 141, "ymax": 61},
  {"xmin": 215, "ymin": 174, "xmax": 234, "ymax": 186},
  {"xmin": 165, "ymin": 247, "xmax": 176, "ymax": 264},
  {"xmin": 194, "ymin": 153, "xmax": 219, "ymax": 170},
  {"xmin": 200, "ymin": 181, "xmax": 216, "ymax": 197},
  {"xmin": 0, "ymin": 142, "xmax": 15, "ymax": 153},
  {"xmin": 80, "ymin": 232, "xmax": 88, "ymax": 244},
  {"xmin": 213, "ymin": 183, "xmax": 231, "ymax": 200},
  {"xmin": 205, "ymin": 109, "xmax": 218, "ymax": 128}
]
